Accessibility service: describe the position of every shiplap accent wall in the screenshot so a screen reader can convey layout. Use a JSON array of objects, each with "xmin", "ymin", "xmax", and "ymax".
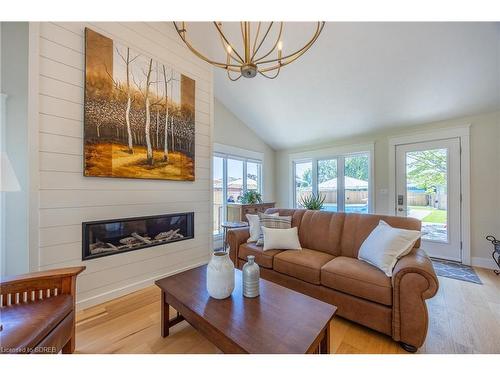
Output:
[{"xmin": 36, "ymin": 22, "xmax": 213, "ymax": 309}]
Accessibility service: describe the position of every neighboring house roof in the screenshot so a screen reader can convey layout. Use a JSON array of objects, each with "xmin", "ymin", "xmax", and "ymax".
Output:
[
  {"xmin": 213, "ymin": 178, "xmax": 258, "ymax": 190},
  {"xmin": 318, "ymin": 176, "xmax": 368, "ymax": 190}
]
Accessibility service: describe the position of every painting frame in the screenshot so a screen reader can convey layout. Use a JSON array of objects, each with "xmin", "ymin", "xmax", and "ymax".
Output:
[{"xmin": 83, "ymin": 27, "xmax": 196, "ymax": 181}]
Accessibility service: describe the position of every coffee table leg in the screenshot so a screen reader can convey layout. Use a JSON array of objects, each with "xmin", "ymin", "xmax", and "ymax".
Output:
[
  {"xmin": 319, "ymin": 323, "xmax": 331, "ymax": 354},
  {"xmin": 161, "ymin": 291, "xmax": 186, "ymax": 338},
  {"xmin": 161, "ymin": 291, "xmax": 170, "ymax": 337}
]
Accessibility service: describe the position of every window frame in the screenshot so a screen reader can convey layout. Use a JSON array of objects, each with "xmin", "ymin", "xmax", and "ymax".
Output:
[
  {"xmin": 213, "ymin": 151, "xmax": 263, "ymax": 239},
  {"xmin": 291, "ymin": 144, "xmax": 374, "ymax": 214},
  {"xmin": 292, "ymin": 159, "xmax": 314, "ymax": 208}
]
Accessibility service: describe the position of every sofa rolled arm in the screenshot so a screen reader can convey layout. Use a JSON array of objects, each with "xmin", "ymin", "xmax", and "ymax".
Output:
[
  {"xmin": 227, "ymin": 227, "xmax": 250, "ymax": 265},
  {"xmin": 391, "ymin": 248, "xmax": 439, "ymax": 350}
]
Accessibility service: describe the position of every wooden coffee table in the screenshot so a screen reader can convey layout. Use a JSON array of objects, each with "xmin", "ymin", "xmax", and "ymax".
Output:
[{"xmin": 155, "ymin": 265, "xmax": 336, "ymax": 354}]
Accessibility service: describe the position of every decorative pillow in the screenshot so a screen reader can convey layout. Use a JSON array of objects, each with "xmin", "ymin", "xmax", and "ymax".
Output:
[
  {"xmin": 358, "ymin": 220, "xmax": 421, "ymax": 277},
  {"xmin": 246, "ymin": 212, "xmax": 278, "ymax": 243},
  {"xmin": 256, "ymin": 214, "xmax": 292, "ymax": 246},
  {"xmin": 262, "ymin": 227, "xmax": 302, "ymax": 251}
]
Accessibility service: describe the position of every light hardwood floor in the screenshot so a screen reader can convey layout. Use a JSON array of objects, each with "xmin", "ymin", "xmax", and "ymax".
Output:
[{"xmin": 75, "ymin": 267, "xmax": 500, "ymax": 354}]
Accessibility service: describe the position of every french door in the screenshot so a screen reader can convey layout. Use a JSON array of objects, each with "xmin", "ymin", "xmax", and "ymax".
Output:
[{"xmin": 395, "ymin": 138, "xmax": 461, "ymax": 261}]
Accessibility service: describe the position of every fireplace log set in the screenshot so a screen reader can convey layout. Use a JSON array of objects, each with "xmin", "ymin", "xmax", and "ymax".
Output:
[{"xmin": 89, "ymin": 229, "xmax": 185, "ymax": 255}]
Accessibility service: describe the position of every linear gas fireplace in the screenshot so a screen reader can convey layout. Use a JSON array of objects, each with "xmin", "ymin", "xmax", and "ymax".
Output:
[{"xmin": 82, "ymin": 212, "xmax": 194, "ymax": 261}]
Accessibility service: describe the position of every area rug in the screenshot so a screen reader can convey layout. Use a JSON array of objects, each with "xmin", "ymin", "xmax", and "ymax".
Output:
[{"xmin": 431, "ymin": 258, "xmax": 482, "ymax": 284}]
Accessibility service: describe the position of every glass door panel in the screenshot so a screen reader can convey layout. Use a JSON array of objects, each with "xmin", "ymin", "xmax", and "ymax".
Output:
[
  {"xmin": 318, "ymin": 159, "xmax": 338, "ymax": 211},
  {"xmin": 213, "ymin": 156, "xmax": 224, "ymax": 235},
  {"xmin": 295, "ymin": 161, "xmax": 313, "ymax": 208},
  {"xmin": 344, "ymin": 154, "xmax": 369, "ymax": 213},
  {"xmin": 246, "ymin": 161, "xmax": 261, "ymax": 193},
  {"xmin": 406, "ymin": 148, "xmax": 448, "ymax": 242},
  {"xmin": 227, "ymin": 159, "xmax": 244, "ymax": 203}
]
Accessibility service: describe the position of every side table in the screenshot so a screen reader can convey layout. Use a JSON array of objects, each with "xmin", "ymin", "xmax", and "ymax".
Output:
[{"xmin": 221, "ymin": 221, "xmax": 248, "ymax": 253}]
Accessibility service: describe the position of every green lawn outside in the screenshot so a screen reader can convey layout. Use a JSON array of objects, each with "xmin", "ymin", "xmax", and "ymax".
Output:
[{"xmin": 409, "ymin": 206, "xmax": 447, "ymax": 224}]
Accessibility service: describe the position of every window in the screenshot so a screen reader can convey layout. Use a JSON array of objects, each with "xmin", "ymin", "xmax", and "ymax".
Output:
[
  {"xmin": 246, "ymin": 161, "xmax": 261, "ymax": 192},
  {"xmin": 213, "ymin": 156, "xmax": 224, "ymax": 236},
  {"xmin": 318, "ymin": 159, "xmax": 338, "ymax": 212},
  {"xmin": 227, "ymin": 159, "xmax": 244, "ymax": 203},
  {"xmin": 294, "ymin": 161, "xmax": 312, "ymax": 208},
  {"xmin": 294, "ymin": 152, "xmax": 371, "ymax": 214},
  {"xmin": 213, "ymin": 153, "xmax": 262, "ymax": 236},
  {"xmin": 344, "ymin": 154, "xmax": 370, "ymax": 213}
]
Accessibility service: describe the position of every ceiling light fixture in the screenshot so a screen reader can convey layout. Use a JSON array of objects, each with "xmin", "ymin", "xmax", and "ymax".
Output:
[{"xmin": 173, "ymin": 22, "xmax": 325, "ymax": 81}]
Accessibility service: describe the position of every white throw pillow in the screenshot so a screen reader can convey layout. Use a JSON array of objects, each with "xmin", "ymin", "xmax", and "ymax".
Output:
[
  {"xmin": 262, "ymin": 227, "xmax": 302, "ymax": 251},
  {"xmin": 358, "ymin": 220, "xmax": 421, "ymax": 277},
  {"xmin": 246, "ymin": 212, "xmax": 278, "ymax": 243}
]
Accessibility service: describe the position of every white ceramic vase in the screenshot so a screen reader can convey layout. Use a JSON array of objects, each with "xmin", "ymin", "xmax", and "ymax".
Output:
[{"xmin": 207, "ymin": 251, "xmax": 235, "ymax": 299}]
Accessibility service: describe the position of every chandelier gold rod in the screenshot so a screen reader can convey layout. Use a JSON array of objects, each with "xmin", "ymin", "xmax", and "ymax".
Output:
[
  {"xmin": 227, "ymin": 72, "xmax": 243, "ymax": 81},
  {"xmin": 213, "ymin": 21, "xmax": 245, "ymax": 63},
  {"xmin": 240, "ymin": 22, "xmax": 245, "ymax": 52},
  {"xmin": 253, "ymin": 22, "xmax": 283, "ymax": 63},
  {"xmin": 173, "ymin": 22, "xmax": 242, "ymax": 69},
  {"xmin": 243, "ymin": 22, "xmax": 251, "ymax": 63},
  {"xmin": 252, "ymin": 22, "xmax": 262, "ymax": 57},
  {"xmin": 251, "ymin": 21, "xmax": 274, "ymax": 61},
  {"xmin": 226, "ymin": 53, "xmax": 243, "ymax": 81},
  {"xmin": 217, "ymin": 27, "xmax": 241, "ymax": 65},
  {"xmin": 216, "ymin": 22, "xmax": 243, "ymax": 64},
  {"xmin": 257, "ymin": 25, "xmax": 324, "ymax": 73},
  {"xmin": 257, "ymin": 22, "xmax": 324, "ymax": 66},
  {"xmin": 258, "ymin": 65, "xmax": 281, "ymax": 79}
]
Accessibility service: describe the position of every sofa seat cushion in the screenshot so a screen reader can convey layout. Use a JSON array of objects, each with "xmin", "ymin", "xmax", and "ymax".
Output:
[
  {"xmin": 238, "ymin": 243, "xmax": 283, "ymax": 269},
  {"xmin": 0, "ymin": 294, "xmax": 73, "ymax": 353},
  {"xmin": 273, "ymin": 249, "xmax": 335, "ymax": 285},
  {"xmin": 321, "ymin": 256, "xmax": 392, "ymax": 306}
]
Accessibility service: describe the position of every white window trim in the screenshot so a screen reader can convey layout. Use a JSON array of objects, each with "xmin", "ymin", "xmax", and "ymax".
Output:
[
  {"xmin": 214, "ymin": 143, "xmax": 264, "ymax": 162},
  {"xmin": 289, "ymin": 142, "xmax": 375, "ymax": 213},
  {"xmin": 387, "ymin": 125, "xmax": 471, "ymax": 265}
]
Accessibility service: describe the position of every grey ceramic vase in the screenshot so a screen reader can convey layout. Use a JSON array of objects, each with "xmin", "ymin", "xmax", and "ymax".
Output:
[{"xmin": 242, "ymin": 255, "xmax": 260, "ymax": 298}]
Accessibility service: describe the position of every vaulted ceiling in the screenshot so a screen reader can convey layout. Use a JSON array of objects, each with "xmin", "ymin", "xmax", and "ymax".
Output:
[{"xmin": 188, "ymin": 22, "xmax": 500, "ymax": 150}]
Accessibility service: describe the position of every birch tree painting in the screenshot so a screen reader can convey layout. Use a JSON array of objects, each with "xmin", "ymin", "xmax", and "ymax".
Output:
[{"xmin": 84, "ymin": 28, "xmax": 196, "ymax": 181}]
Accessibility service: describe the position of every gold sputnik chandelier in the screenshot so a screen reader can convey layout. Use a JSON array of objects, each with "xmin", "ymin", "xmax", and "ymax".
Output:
[{"xmin": 173, "ymin": 22, "xmax": 325, "ymax": 80}]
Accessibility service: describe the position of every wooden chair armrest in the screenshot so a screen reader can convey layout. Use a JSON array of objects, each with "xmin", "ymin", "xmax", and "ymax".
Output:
[{"xmin": 0, "ymin": 266, "xmax": 85, "ymax": 307}]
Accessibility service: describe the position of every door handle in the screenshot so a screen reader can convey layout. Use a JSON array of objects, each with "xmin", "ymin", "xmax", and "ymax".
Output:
[
  {"xmin": 397, "ymin": 207, "xmax": 406, "ymax": 212},
  {"xmin": 397, "ymin": 194, "xmax": 404, "ymax": 205}
]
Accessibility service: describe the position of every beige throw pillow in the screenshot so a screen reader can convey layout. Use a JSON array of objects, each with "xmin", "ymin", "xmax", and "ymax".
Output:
[
  {"xmin": 262, "ymin": 227, "xmax": 302, "ymax": 251},
  {"xmin": 358, "ymin": 220, "xmax": 421, "ymax": 277}
]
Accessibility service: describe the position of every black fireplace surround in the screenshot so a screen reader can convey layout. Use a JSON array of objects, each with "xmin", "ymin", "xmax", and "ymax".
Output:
[{"xmin": 82, "ymin": 212, "xmax": 194, "ymax": 260}]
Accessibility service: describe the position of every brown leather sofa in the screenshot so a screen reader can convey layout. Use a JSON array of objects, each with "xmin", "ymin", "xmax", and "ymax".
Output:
[{"xmin": 227, "ymin": 209, "xmax": 438, "ymax": 352}]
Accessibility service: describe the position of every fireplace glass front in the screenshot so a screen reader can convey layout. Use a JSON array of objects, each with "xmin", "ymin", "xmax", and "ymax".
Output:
[{"xmin": 82, "ymin": 212, "xmax": 194, "ymax": 260}]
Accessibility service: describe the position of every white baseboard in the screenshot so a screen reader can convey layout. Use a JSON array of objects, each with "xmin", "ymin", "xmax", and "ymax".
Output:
[
  {"xmin": 76, "ymin": 260, "xmax": 208, "ymax": 311},
  {"xmin": 471, "ymin": 256, "xmax": 498, "ymax": 270}
]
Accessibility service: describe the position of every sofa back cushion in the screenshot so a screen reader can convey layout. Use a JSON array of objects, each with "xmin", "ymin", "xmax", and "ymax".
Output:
[
  {"xmin": 264, "ymin": 208, "xmax": 421, "ymax": 258},
  {"xmin": 297, "ymin": 210, "xmax": 346, "ymax": 256},
  {"xmin": 340, "ymin": 214, "xmax": 421, "ymax": 258},
  {"xmin": 265, "ymin": 208, "xmax": 306, "ymax": 229}
]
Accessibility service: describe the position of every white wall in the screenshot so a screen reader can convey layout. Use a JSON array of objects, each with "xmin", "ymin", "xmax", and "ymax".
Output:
[
  {"xmin": 1, "ymin": 22, "xmax": 30, "ymax": 276},
  {"xmin": 276, "ymin": 111, "xmax": 500, "ymax": 267},
  {"xmin": 214, "ymin": 98, "xmax": 275, "ymax": 202},
  {"xmin": 34, "ymin": 22, "xmax": 214, "ymax": 309}
]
